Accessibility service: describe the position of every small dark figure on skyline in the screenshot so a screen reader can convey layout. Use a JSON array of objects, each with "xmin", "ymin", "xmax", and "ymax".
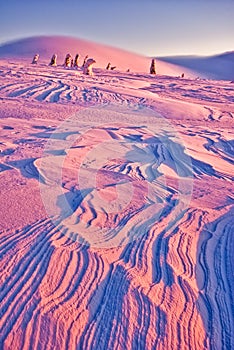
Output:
[
  {"xmin": 106, "ymin": 62, "xmax": 111, "ymax": 70},
  {"xmin": 150, "ymin": 59, "xmax": 156, "ymax": 74}
]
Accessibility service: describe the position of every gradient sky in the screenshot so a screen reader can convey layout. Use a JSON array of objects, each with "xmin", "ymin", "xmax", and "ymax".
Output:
[{"xmin": 0, "ymin": 0, "xmax": 233, "ymax": 56}]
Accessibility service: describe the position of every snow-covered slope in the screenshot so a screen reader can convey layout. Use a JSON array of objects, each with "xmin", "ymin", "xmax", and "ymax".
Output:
[
  {"xmin": 0, "ymin": 36, "xmax": 197, "ymax": 77},
  {"xmin": 159, "ymin": 51, "xmax": 234, "ymax": 80},
  {"xmin": 0, "ymin": 58, "xmax": 233, "ymax": 350}
]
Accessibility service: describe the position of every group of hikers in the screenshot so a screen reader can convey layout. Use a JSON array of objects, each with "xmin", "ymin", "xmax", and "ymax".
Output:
[{"xmin": 32, "ymin": 54, "xmax": 176, "ymax": 77}]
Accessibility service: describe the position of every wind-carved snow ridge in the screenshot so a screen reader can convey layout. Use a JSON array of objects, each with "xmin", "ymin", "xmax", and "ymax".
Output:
[{"xmin": 38, "ymin": 105, "xmax": 194, "ymax": 248}]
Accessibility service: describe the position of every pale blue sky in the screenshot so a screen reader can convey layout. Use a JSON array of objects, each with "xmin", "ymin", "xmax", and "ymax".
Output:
[{"xmin": 0, "ymin": 0, "xmax": 233, "ymax": 56}]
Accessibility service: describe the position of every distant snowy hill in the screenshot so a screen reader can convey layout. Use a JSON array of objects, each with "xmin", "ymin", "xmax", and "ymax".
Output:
[
  {"xmin": 0, "ymin": 36, "xmax": 232, "ymax": 79},
  {"xmin": 159, "ymin": 51, "xmax": 234, "ymax": 80},
  {"xmin": 0, "ymin": 36, "xmax": 197, "ymax": 77}
]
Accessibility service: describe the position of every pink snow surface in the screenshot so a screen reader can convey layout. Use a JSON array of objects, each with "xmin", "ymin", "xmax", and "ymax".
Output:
[{"xmin": 0, "ymin": 37, "xmax": 233, "ymax": 350}]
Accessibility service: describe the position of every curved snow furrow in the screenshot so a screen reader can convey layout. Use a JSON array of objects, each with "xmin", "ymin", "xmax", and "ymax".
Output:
[
  {"xmin": 0, "ymin": 217, "xmax": 46, "ymax": 247},
  {"xmin": 183, "ymin": 235, "xmax": 195, "ymax": 280},
  {"xmin": 218, "ymin": 138, "xmax": 234, "ymax": 157},
  {"xmin": 77, "ymin": 263, "xmax": 115, "ymax": 348},
  {"xmin": 48, "ymin": 85, "xmax": 71, "ymax": 103},
  {"xmin": 120, "ymin": 229, "xmax": 150, "ymax": 271},
  {"xmin": 57, "ymin": 172, "xmax": 160, "ymax": 246},
  {"xmin": 57, "ymin": 85, "xmax": 75, "ymax": 102},
  {"xmin": 213, "ymin": 219, "xmax": 234, "ymax": 350},
  {"xmin": 65, "ymin": 85, "xmax": 79, "ymax": 102},
  {"xmin": 0, "ymin": 78, "xmax": 73, "ymax": 104},
  {"xmin": 0, "ymin": 82, "xmax": 33, "ymax": 95},
  {"xmin": 116, "ymin": 193, "xmax": 177, "ymax": 282},
  {"xmin": 196, "ymin": 210, "xmax": 234, "ymax": 350},
  {"xmin": 0, "ymin": 221, "xmax": 55, "ymax": 304},
  {"xmin": 131, "ymin": 290, "xmax": 161, "ymax": 349},
  {"xmin": 35, "ymin": 80, "xmax": 65, "ymax": 102},
  {"xmin": 0, "ymin": 77, "xmax": 147, "ymax": 106},
  {"xmin": 60, "ymin": 249, "xmax": 90, "ymax": 303},
  {"xmin": 207, "ymin": 138, "xmax": 234, "ymax": 165},
  {"xmin": 63, "ymin": 254, "xmax": 107, "ymax": 350},
  {"xmin": 177, "ymin": 276, "xmax": 202, "ymax": 350},
  {"xmin": 25, "ymin": 253, "xmax": 80, "ymax": 348},
  {"xmin": 0, "ymin": 246, "xmax": 54, "ymax": 346},
  {"xmin": 173, "ymin": 210, "xmax": 203, "ymax": 279},
  {"xmin": 41, "ymin": 249, "xmax": 75, "ymax": 298},
  {"xmin": 165, "ymin": 210, "xmax": 205, "ymax": 289},
  {"xmin": 78, "ymin": 264, "xmax": 131, "ymax": 350},
  {"xmin": 86, "ymin": 198, "xmax": 98, "ymax": 226},
  {"xmin": 0, "ymin": 222, "xmax": 105, "ymax": 349},
  {"xmin": 7, "ymin": 83, "xmax": 46, "ymax": 98},
  {"xmin": 0, "ymin": 206, "xmax": 232, "ymax": 349},
  {"xmin": 35, "ymin": 248, "xmax": 104, "ymax": 325},
  {"xmin": 127, "ymin": 229, "xmax": 152, "ymax": 273},
  {"xmin": 0, "ymin": 224, "xmax": 56, "ymax": 344},
  {"xmin": 43, "ymin": 81, "xmax": 74, "ymax": 103},
  {"xmin": 151, "ymin": 199, "xmax": 183, "ymax": 284},
  {"xmin": 0, "ymin": 82, "xmax": 21, "ymax": 92},
  {"xmin": 0, "ymin": 80, "xmax": 52, "ymax": 100},
  {"xmin": 0, "ymin": 218, "xmax": 52, "ymax": 263},
  {"xmin": 214, "ymin": 238, "xmax": 232, "ymax": 350},
  {"xmin": 201, "ymin": 130, "xmax": 234, "ymax": 161},
  {"xmin": 21, "ymin": 81, "xmax": 53, "ymax": 98}
]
